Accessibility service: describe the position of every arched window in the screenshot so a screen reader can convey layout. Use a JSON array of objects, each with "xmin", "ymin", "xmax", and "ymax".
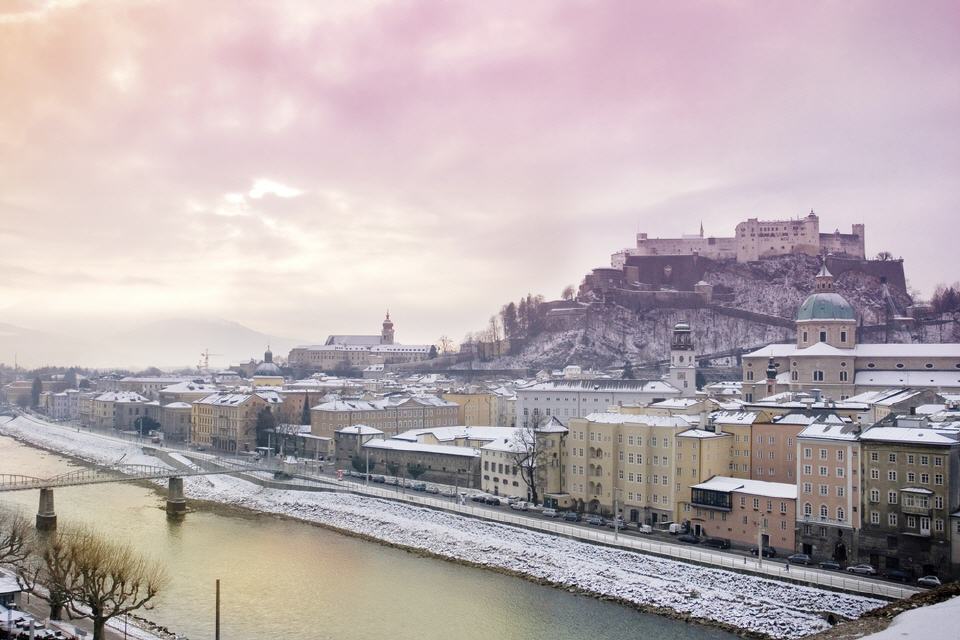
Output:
[
  {"xmin": 803, "ymin": 502, "xmax": 812, "ymax": 517},
  {"xmin": 837, "ymin": 507, "xmax": 845, "ymax": 522},
  {"xmin": 819, "ymin": 504, "xmax": 828, "ymax": 518}
]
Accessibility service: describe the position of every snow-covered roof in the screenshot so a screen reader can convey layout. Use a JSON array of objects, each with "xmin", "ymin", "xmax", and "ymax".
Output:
[
  {"xmin": 855, "ymin": 371, "xmax": 960, "ymax": 389},
  {"xmin": 336, "ymin": 425, "xmax": 384, "ymax": 436},
  {"xmin": 859, "ymin": 426, "xmax": 960, "ymax": 445},
  {"xmin": 94, "ymin": 391, "xmax": 148, "ymax": 403},
  {"xmin": 196, "ymin": 392, "xmax": 280, "ymax": 406},
  {"xmin": 797, "ymin": 422, "xmax": 860, "ymax": 441},
  {"xmin": 711, "ymin": 411, "xmax": 760, "ymax": 425},
  {"xmin": 162, "ymin": 401, "xmax": 192, "ymax": 409},
  {"xmin": 393, "ymin": 425, "xmax": 516, "ymax": 444},
  {"xmin": 160, "ymin": 381, "xmax": 220, "ymax": 394},
  {"xmin": 519, "ymin": 379, "xmax": 680, "ymax": 393},
  {"xmin": 0, "ymin": 569, "xmax": 22, "ymax": 595},
  {"xmin": 677, "ymin": 429, "xmax": 731, "ymax": 439},
  {"xmin": 536, "ymin": 416, "xmax": 569, "ymax": 433},
  {"xmin": 362, "ymin": 438, "xmax": 479, "ymax": 457},
  {"xmin": 580, "ymin": 412, "xmax": 692, "ymax": 427},
  {"xmin": 692, "ymin": 476, "xmax": 797, "ymax": 499},
  {"xmin": 745, "ymin": 342, "xmax": 960, "ymax": 360},
  {"xmin": 650, "ymin": 398, "xmax": 701, "ymax": 409}
]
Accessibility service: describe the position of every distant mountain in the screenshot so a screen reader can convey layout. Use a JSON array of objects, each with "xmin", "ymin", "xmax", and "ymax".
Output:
[
  {"xmin": 100, "ymin": 318, "xmax": 306, "ymax": 370},
  {"xmin": 0, "ymin": 321, "xmax": 94, "ymax": 368},
  {"xmin": 0, "ymin": 318, "xmax": 306, "ymax": 370}
]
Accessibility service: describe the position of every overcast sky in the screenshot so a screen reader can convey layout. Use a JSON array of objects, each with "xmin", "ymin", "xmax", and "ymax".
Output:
[{"xmin": 1, "ymin": 0, "xmax": 958, "ymax": 349}]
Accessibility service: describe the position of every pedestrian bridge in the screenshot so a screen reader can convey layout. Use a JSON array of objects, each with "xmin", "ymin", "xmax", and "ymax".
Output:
[
  {"xmin": 0, "ymin": 462, "xmax": 247, "ymax": 529},
  {"xmin": 0, "ymin": 464, "xmax": 239, "ymax": 492}
]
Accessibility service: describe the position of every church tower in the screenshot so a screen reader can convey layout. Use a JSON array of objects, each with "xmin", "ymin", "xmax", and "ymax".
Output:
[
  {"xmin": 381, "ymin": 311, "xmax": 395, "ymax": 345},
  {"xmin": 668, "ymin": 322, "xmax": 697, "ymax": 397}
]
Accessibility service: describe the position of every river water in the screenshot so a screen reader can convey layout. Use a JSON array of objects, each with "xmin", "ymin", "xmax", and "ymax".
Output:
[{"xmin": 0, "ymin": 436, "xmax": 734, "ymax": 640}]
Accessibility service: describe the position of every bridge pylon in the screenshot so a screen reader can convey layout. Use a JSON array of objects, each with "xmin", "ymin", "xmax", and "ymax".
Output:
[
  {"xmin": 166, "ymin": 477, "xmax": 186, "ymax": 517},
  {"xmin": 37, "ymin": 487, "xmax": 57, "ymax": 531}
]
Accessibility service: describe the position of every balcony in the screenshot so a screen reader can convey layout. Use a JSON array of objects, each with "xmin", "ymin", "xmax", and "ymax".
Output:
[{"xmin": 901, "ymin": 504, "xmax": 932, "ymax": 517}]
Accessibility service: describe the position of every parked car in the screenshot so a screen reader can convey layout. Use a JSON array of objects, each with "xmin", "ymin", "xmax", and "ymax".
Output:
[
  {"xmin": 637, "ymin": 524, "xmax": 653, "ymax": 534},
  {"xmin": 440, "ymin": 488, "xmax": 457, "ymax": 498},
  {"xmin": 668, "ymin": 523, "xmax": 683, "ymax": 534},
  {"xmin": 818, "ymin": 561, "xmax": 842, "ymax": 571},
  {"xmin": 388, "ymin": 478, "xmax": 401, "ymax": 486},
  {"xmin": 509, "ymin": 501, "xmax": 529, "ymax": 511},
  {"xmin": 425, "ymin": 485, "xmax": 440, "ymax": 494},
  {"xmin": 750, "ymin": 546, "xmax": 777, "ymax": 558},
  {"xmin": 677, "ymin": 533, "xmax": 701, "ymax": 544},
  {"xmin": 541, "ymin": 508, "xmax": 559, "ymax": 517},
  {"xmin": 469, "ymin": 492, "xmax": 488, "ymax": 502},
  {"xmin": 846, "ymin": 564, "xmax": 877, "ymax": 575},
  {"xmin": 703, "ymin": 537, "xmax": 731, "ymax": 549},
  {"xmin": 884, "ymin": 569, "xmax": 910, "ymax": 582},
  {"xmin": 585, "ymin": 515, "xmax": 606, "ymax": 526},
  {"xmin": 371, "ymin": 475, "xmax": 386, "ymax": 484},
  {"xmin": 787, "ymin": 553, "xmax": 812, "ymax": 565},
  {"xmin": 606, "ymin": 517, "xmax": 628, "ymax": 529},
  {"xmin": 484, "ymin": 496, "xmax": 502, "ymax": 506},
  {"xmin": 917, "ymin": 575, "xmax": 942, "ymax": 588},
  {"xmin": 411, "ymin": 482, "xmax": 427, "ymax": 492},
  {"xmin": 563, "ymin": 511, "xmax": 581, "ymax": 522}
]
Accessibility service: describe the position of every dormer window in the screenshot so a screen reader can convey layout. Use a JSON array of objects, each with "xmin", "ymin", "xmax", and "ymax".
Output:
[
  {"xmin": 819, "ymin": 331, "xmax": 827, "ymax": 343},
  {"xmin": 840, "ymin": 331, "xmax": 847, "ymax": 343}
]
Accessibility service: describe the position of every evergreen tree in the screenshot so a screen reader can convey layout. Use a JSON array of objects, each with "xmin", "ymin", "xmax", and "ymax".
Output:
[
  {"xmin": 621, "ymin": 361, "xmax": 635, "ymax": 379},
  {"xmin": 64, "ymin": 368, "xmax": 78, "ymax": 389},
  {"xmin": 31, "ymin": 377, "xmax": 42, "ymax": 407},
  {"xmin": 301, "ymin": 395, "xmax": 311, "ymax": 425},
  {"xmin": 255, "ymin": 407, "xmax": 276, "ymax": 448}
]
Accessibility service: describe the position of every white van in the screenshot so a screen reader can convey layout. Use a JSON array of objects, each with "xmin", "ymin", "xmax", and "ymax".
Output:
[
  {"xmin": 637, "ymin": 524, "xmax": 653, "ymax": 534},
  {"xmin": 668, "ymin": 523, "xmax": 682, "ymax": 534}
]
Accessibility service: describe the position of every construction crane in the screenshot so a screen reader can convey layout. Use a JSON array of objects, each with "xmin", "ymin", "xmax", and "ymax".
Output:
[{"xmin": 199, "ymin": 348, "xmax": 223, "ymax": 372}]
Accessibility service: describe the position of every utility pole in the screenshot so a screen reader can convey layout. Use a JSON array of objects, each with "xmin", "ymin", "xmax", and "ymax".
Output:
[
  {"xmin": 614, "ymin": 489, "xmax": 621, "ymax": 541},
  {"xmin": 215, "ymin": 579, "xmax": 221, "ymax": 640},
  {"xmin": 365, "ymin": 449, "xmax": 370, "ymax": 485}
]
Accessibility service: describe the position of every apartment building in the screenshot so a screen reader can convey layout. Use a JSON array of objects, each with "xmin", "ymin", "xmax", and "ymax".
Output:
[
  {"xmin": 516, "ymin": 379, "xmax": 681, "ymax": 428},
  {"xmin": 689, "ymin": 477, "xmax": 797, "ymax": 550},
  {"xmin": 191, "ymin": 391, "xmax": 283, "ymax": 453},
  {"xmin": 795, "ymin": 419, "xmax": 862, "ymax": 563},
  {"xmin": 858, "ymin": 415, "xmax": 960, "ymax": 578},
  {"xmin": 311, "ymin": 395, "xmax": 459, "ymax": 439}
]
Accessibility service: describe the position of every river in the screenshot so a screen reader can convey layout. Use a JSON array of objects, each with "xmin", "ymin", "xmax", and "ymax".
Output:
[{"xmin": 0, "ymin": 435, "xmax": 734, "ymax": 640}]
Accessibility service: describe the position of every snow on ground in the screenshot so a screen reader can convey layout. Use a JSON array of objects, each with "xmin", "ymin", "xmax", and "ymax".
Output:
[
  {"xmin": 0, "ymin": 415, "xmax": 169, "ymax": 469},
  {"xmin": 858, "ymin": 595, "xmax": 960, "ymax": 640},
  {"xmin": 1, "ymin": 413, "xmax": 885, "ymax": 639}
]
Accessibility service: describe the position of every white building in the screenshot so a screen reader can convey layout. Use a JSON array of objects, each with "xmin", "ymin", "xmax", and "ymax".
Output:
[{"xmin": 515, "ymin": 379, "xmax": 682, "ymax": 428}]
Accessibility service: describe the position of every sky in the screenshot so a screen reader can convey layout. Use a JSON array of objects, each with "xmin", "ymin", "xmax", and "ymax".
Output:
[{"xmin": 1, "ymin": 0, "xmax": 958, "ymax": 359}]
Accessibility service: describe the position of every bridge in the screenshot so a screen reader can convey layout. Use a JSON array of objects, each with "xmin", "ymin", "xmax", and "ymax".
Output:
[{"xmin": 0, "ymin": 462, "xmax": 246, "ymax": 530}]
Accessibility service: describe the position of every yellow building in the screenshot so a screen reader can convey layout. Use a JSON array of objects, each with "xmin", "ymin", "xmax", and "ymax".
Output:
[
  {"xmin": 441, "ymin": 392, "xmax": 496, "ymax": 426},
  {"xmin": 191, "ymin": 392, "xmax": 283, "ymax": 453}
]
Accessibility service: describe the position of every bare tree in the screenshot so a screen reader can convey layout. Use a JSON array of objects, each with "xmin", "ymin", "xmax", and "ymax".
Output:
[
  {"xmin": 509, "ymin": 419, "xmax": 547, "ymax": 505},
  {"xmin": 0, "ymin": 510, "xmax": 30, "ymax": 567},
  {"xmin": 43, "ymin": 528, "xmax": 168, "ymax": 640},
  {"xmin": 561, "ymin": 284, "xmax": 575, "ymax": 301}
]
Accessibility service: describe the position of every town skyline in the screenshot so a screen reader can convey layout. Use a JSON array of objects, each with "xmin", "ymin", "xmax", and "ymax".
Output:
[{"xmin": 2, "ymin": 0, "xmax": 959, "ymax": 356}]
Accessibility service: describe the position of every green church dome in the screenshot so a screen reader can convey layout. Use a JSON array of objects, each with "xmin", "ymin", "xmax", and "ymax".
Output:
[{"xmin": 796, "ymin": 292, "xmax": 856, "ymax": 321}]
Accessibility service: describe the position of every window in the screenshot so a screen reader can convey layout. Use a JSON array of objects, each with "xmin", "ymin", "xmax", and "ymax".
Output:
[
  {"xmin": 870, "ymin": 511, "xmax": 880, "ymax": 524},
  {"xmin": 888, "ymin": 513, "xmax": 898, "ymax": 526},
  {"xmin": 819, "ymin": 449, "xmax": 828, "ymax": 460},
  {"xmin": 935, "ymin": 474, "xmax": 944, "ymax": 486},
  {"xmin": 753, "ymin": 498, "xmax": 760, "ymax": 510},
  {"xmin": 803, "ymin": 503, "xmax": 812, "ymax": 517},
  {"xmin": 746, "ymin": 371, "xmax": 754, "ymax": 381},
  {"xmin": 819, "ymin": 484, "xmax": 828, "ymax": 496},
  {"xmin": 888, "ymin": 491, "xmax": 898, "ymax": 504},
  {"xmin": 819, "ymin": 466, "xmax": 828, "ymax": 476},
  {"xmin": 840, "ymin": 330, "xmax": 847, "ymax": 343},
  {"xmin": 819, "ymin": 504, "xmax": 828, "ymax": 518},
  {"xmin": 813, "ymin": 370, "xmax": 824, "ymax": 382},
  {"xmin": 836, "ymin": 450, "xmax": 844, "ymax": 461},
  {"xmin": 804, "ymin": 448, "xmax": 812, "ymax": 459},
  {"xmin": 870, "ymin": 452, "xmax": 879, "ymax": 462},
  {"xmin": 870, "ymin": 468, "xmax": 879, "ymax": 480},
  {"xmin": 869, "ymin": 489, "xmax": 879, "ymax": 503},
  {"xmin": 803, "ymin": 464, "xmax": 813, "ymax": 475},
  {"xmin": 907, "ymin": 515, "xmax": 916, "ymax": 529},
  {"xmin": 888, "ymin": 453, "xmax": 897, "ymax": 463},
  {"xmin": 935, "ymin": 495, "xmax": 943, "ymax": 509},
  {"xmin": 837, "ymin": 507, "xmax": 845, "ymax": 521},
  {"xmin": 836, "ymin": 486, "xmax": 845, "ymax": 498},
  {"xmin": 836, "ymin": 467, "xmax": 844, "ymax": 478},
  {"xmin": 907, "ymin": 472, "xmax": 915, "ymax": 482},
  {"xmin": 921, "ymin": 473, "xmax": 929, "ymax": 484},
  {"xmin": 907, "ymin": 454, "xmax": 915, "ymax": 464},
  {"xmin": 935, "ymin": 519, "xmax": 944, "ymax": 532},
  {"xmin": 780, "ymin": 502, "xmax": 787, "ymax": 514},
  {"xmin": 934, "ymin": 456, "xmax": 943, "ymax": 466},
  {"xmin": 839, "ymin": 370, "xmax": 848, "ymax": 382},
  {"xmin": 888, "ymin": 470, "xmax": 897, "ymax": 482},
  {"xmin": 819, "ymin": 331, "xmax": 827, "ymax": 343}
]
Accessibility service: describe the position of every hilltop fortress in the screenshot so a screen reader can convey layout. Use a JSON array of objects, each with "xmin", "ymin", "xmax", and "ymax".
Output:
[{"xmin": 612, "ymin": 210, "xmax": 865, "ymax": 267}]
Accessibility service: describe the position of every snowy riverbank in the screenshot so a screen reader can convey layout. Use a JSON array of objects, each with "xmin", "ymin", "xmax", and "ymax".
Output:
[{"xmin": 0, "ymin": 415, "xmax": 886, "ymax": 639}]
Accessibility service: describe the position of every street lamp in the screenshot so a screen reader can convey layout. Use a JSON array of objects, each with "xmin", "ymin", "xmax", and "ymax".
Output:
[{"xmin": 614, "ymin": 487, "xmax": 623, "ymax": 541}]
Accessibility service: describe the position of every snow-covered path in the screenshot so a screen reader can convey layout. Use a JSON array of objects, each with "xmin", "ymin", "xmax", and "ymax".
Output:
[{"xmin": 0, "ymin": 414, "xmax": 886, "ymax": 639}]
